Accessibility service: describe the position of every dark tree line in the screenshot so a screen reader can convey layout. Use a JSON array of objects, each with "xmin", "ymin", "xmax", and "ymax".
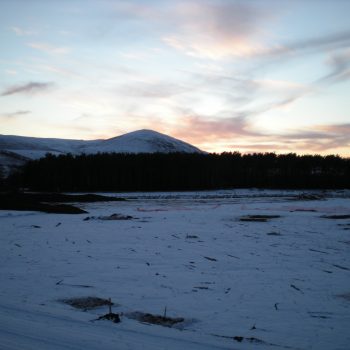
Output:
[{"xmin": 7, "ymin": 152, "xmax": 350, "ymax": 191}]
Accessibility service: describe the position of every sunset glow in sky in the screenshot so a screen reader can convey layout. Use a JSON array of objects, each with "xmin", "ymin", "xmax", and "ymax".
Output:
[{"xmin": 0, "ymin": 0, "xmax": 349, "ymax": 156}]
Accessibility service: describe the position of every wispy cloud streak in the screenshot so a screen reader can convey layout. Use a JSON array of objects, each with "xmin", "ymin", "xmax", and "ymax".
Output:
[
  {"xmin": 116, "ymin": 81, "xmax": 189, "ymax": 98},
  {"xmin": 10, "ymin": 26, "xmax": 35, "ymax": 36},
  {"xmin": 264, "ymin": 31, "xmax": 350, "ymax": 58},
  {"xmin": 27, "ymin": 42, "xmax": 70, "ymax": 55},
  {"xmin": 1, "ymin": 82, "xmax": 55, "ymax": 97},
  {"xmin": 317, "ymin": 50, "xmax": 350, "ymax": 85},
  {"xmin": 0, "ymin": 110, "xmax": 31, "ymax": 118}
]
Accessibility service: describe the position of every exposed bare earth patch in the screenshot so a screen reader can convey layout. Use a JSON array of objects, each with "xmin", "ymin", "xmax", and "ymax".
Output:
[
  {"xmin": 96, "ymin": 313, "xmax": 121, "ymax": 323},
  {"xmin": 62, "ymin": 297, "xmax": 114, "ymax": 310},
  {"xmin": 83, "ymin": 213, "xmax": 134, "ymax": 221},
  {"xmin": 239, "ymin": 215, "xmax": 281, "ymax": 222},
  {"xmin": 126, "ymin": 311, "xmax": 184, "ymax": 327}
]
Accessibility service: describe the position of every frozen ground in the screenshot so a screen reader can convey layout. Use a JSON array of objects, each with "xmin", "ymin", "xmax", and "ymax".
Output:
[{"xmin": 0, "ymin": 189, "xmax": 349, "ymax": 350}]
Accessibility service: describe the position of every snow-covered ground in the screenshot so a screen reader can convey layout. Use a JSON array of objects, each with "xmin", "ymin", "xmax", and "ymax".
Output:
[{"xmin": 1, "ymin": 189, "xmax": 349, "ymax": 350}]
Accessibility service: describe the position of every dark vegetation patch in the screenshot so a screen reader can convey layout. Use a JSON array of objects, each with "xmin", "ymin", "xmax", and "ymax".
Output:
[
  {"xmin": 239, "ymin": 215, "xmax": 281, "ymax": 222},
  {"xmin": 6, "ymin": 152, "xmax": 350, "ymax": 191},
  {"xmin": 290, "ymin": 209, "xmax": 317, "ymax": 212},
  {"xmin": 213, "ymin": 333, "xmax": 296, "ymax": 349},
  {"xmin": 96, "ymin": 313, "xmax": 121, "ymax": 323},
  {"xmin": 1, "ymin": 192, "xmax": 124, "ymax": 203},
  {"xmin": 267, "ymin": 231, "xmax": 282, "ymax": 236},
  {"xmin": 63, "ymin": 296, "xmax": 122, "ymax": 323},
  {"xmin": 309, "ymin": 314, "xmax": 331, "ymax": 319},
  {"xmin": 321, "ymin": 215, "xmax": 350, "ymax": 219},
  {"xmin": 61, "ymin": 297, "xmax": 184, "ymax": 328},
  {"xmin": 339, "ymin": 223, "xmax": 350, "ymax": 231},
  {"xmin": 332, "ymin": 264, "xmax": 350, "ymax": 271},
  {"xmin": 290, "ymin": 284, "xmax": 303, "ymax": 293},
  {"xmin": 0, "ymin": 198, "xmax": 86, "ymax": 214},
  {"xmin": 126, "ymin": 311, "xmax": 184, "ymax": 327},
  {"xmin": 204, "ymin": 256, "xmax": 217, "ymax": 261},
  {"xmin": 83, "ymin": 213, "xmax": 134, "ymax": 221},
  {"xmin": 338, "ymin": 240, "xmax": 350, "ymax": 245},
  {"xmin": 213, "ymin": 334, "xmax": 266, "ymax": 345},
  {"xmin": 337, "ymin": 293, "xmax": 350, "ymax": 301},
  {"xmin": 309, "ymin": 248, "xmax": 328, "ymax": 254},
  {"xmin": 62, "ymin": 297, "xmax": 114, "ymax": 310},
  {"xmin": 186, "ymin": 234, "xmax": 199, "ymax": 239},
  {"xmin": 56, "ymin": 280, "xmax": 93, "ymax": 288},
  {"xmin": 233, "ymin": 336, "xmax": 264, "ymax": 344},
  {"xmin": 0, "ymin": 192, "xmax": 125, "ymax": 214},
  {"xmin": 308, "ymin": 311, "xmax": 333, "ymax": 319}
]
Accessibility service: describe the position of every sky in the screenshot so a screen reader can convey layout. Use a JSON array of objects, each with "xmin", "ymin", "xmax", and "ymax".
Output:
[{"xmin": 0, "ymin": 0, "xmax": 349, "ymax": 156}]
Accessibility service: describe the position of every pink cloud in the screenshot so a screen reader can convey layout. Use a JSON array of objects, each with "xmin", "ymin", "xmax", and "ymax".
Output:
[
  {"xmin": 161, "ymin": 2, "xmax": 268, "ymax": 59},
  {"xmin": 161, "ymin": 114, "xmax": 350, "ymax": 156}
]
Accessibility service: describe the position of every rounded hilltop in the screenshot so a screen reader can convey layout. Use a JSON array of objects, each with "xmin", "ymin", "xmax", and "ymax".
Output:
[{"xmin": 82, "ymin": 129, "xmax": 204, "ymax": 154}]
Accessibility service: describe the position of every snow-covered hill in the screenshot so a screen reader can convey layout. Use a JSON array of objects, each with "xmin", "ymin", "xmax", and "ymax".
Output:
[
  {"xmin": 0, "ymin": 129, "xmax": 204, "ymax": 175},
  {"xmin": 80, "ymin": 130, "xmax": 203, "ymax": 154}
]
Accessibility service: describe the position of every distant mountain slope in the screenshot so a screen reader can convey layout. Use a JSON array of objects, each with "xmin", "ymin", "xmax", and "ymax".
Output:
[
  {"xmin": 0, "ymin": 134, "xmax": 93, "ymax": 158},
  {"xmin": 80, "ymin": 130, "xmax": 203, "ymax": 154},
  {"xmin": 0, "ymin": 129, "xmax": 204, "ymax": 175}
]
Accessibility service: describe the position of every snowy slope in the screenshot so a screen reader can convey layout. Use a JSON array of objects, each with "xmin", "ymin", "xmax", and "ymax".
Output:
[
  {"xmin": 0, "ymin": 134, "xmax": 90, "ymax": 157},
  {"xmin": 0, "ymin": 130, "xmax": 204, "ymax": 174},
  {"xmin": 0, "ymin": 130, "xmax": 203, "ymax": 157},
  {"xmin": 0, "ymin": 189, "xmax": 349, "ymax": 349},
  {"xmin": 80, "ymin": 130, "xmax": 203, "ymax": 154}
]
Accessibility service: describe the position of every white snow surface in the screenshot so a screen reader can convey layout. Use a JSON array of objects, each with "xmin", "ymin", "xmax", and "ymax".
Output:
[
  {"xmin": 0, "ymin": 129, "xmax": 203, "ymax": 161},
  {"xmin": 1, "ymin": 189, "xmax": 350, "ymax": 350},
  {"xmin": 81, "ymin": 129, "xmax": 204, "ymax": 154}
]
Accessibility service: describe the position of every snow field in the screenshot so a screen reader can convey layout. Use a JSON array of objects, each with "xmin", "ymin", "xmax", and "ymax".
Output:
[{"xmin": 0, "ymin": 190, "xmax": 349, "ymax": 349}]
